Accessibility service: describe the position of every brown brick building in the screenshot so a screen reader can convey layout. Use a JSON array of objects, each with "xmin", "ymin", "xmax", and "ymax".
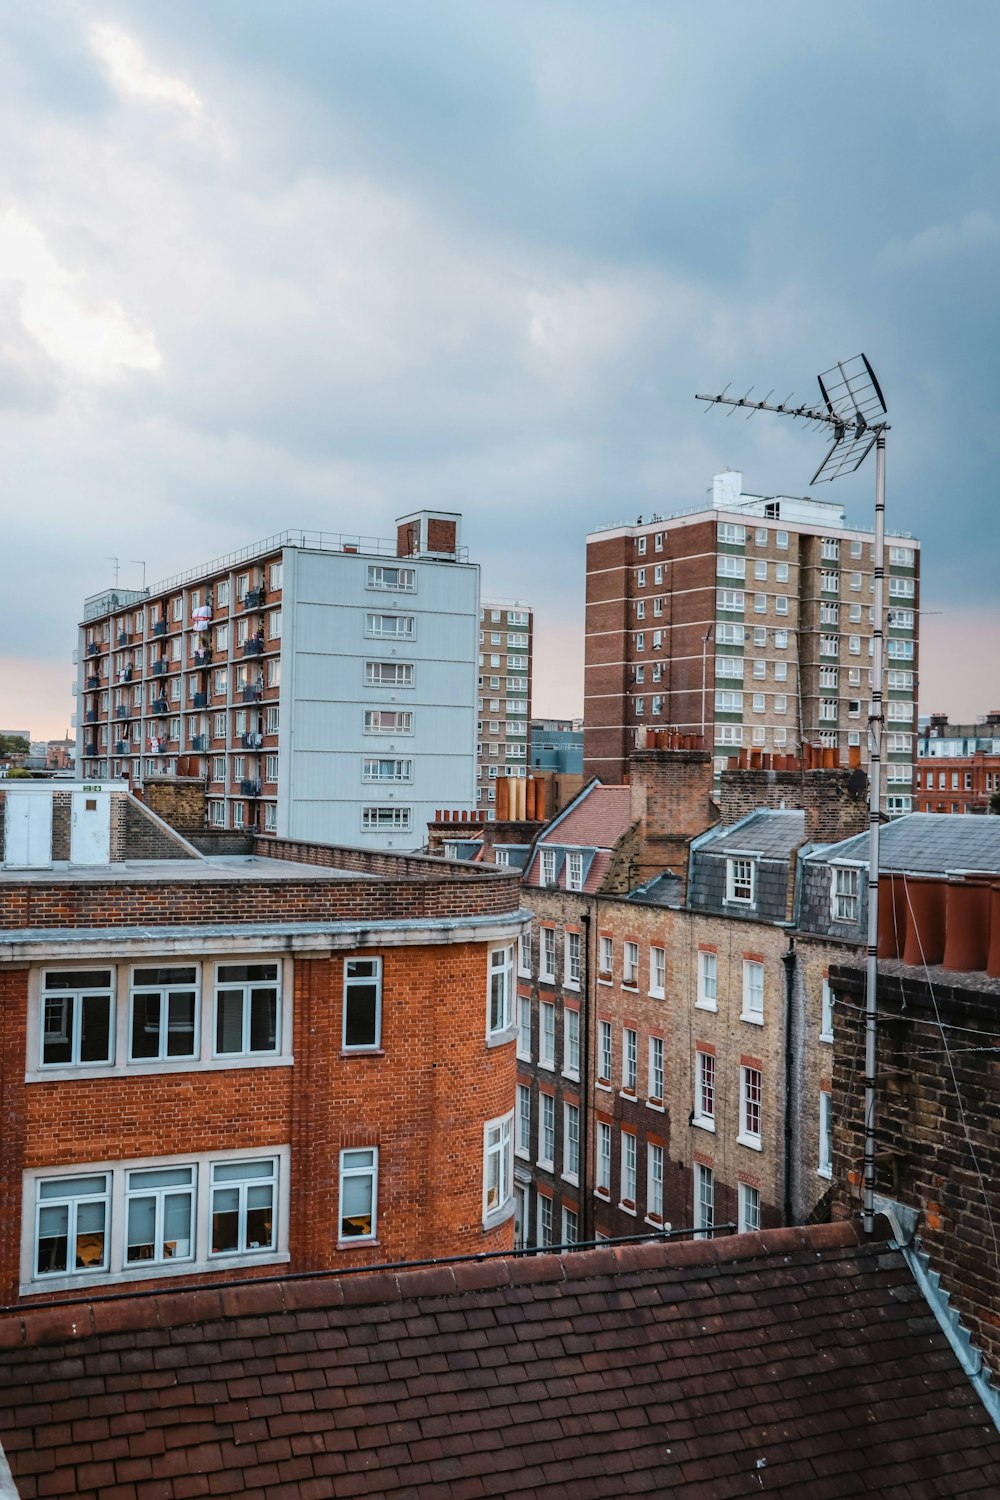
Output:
[
  {"xmin": 584, "ymin": 469, "xmax": 919, "ymax": 811},
  {"xmin": 0, "ymin": 783, "xmax": 527, "ymax": 1304},
  {"xmin": 477, "ymin": 600, "xmax": 533, "ymax": 813}
]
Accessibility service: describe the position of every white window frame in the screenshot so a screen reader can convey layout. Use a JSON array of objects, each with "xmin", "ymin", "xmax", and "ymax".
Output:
[
  {"xmin": 832, "ymin": 865, "xmax": 861, "ymax": 923},
  {"xmin": 820, "ymin": 978, "xmax": 834, "ymax": 1042},
  {"xmin": 487, "ymin": 944, "xmax": 515, "ymax": 1041},
  {"xmin": 696, "ymin": 950, "xmax": 718, "ymax": 1011},
  {"xmin": 726, "ymin": 857, "xmax": 756, "ymax": 905},
  {"xmin": 648, "ymin": 1035, "xmax": 664, "ymax": 1108},
  {"xmin": 564, "ymin": 931, "xmax": 582, "ymax": 990},
  {"xmin": 342, "ymin": 957, "xmax": 383, "ymax": 1051},
  {"xmin": 540, "ymin": 926, "xmax": 557, "ymax": 982},
  {"xmin": 537, "ymin": 1092, "xmax": 555, "ymax": 1170},
  {"xmin": 741, "ymin": 960, "xmax": 764, "ymax": 1025},
  {"xmin": 483, "ymin": 1113, "xmax": 514, "ymax": 1224},
  {"xmin": 646, "ymin": 1142, "xmax": 665, "ymax": 1226},
  {"xmin": 622, "ymin": 1026, "xmax": 638, "ymax": 1095},
  {"xmin": 539, "ymin": 1000, "xmax": 556, "ymax": 1069},
  {"xmin": 694, "ymin": 1162, "xmax": 714, "ymax": 1239},
  {"xmin": 623, "ymin": 941, "xmax": 639, "ymax": 987},
  {"xmin": 339, "ymin": 1147, "xmax": 378, "ymax": 1242},
  {"xmin": 738, "ymin": 1182, "xmax": 760, "ymax": 1234},
  {"xmin": 515, "ymin": 1084, "xmax": 531, "ymax": 1159},
  {"xmin": 563, "ymin": 1006, "xmax": 581, "ymax": 1079},
  {"xmin": 694, "ymin": 1049, "xmax": 716, "ymax": 1130},
  {"xmin": 596, "ymin": 1121, "xmax": 612, "ymax": 1196},
  {"xmin": 619, "ymin": 1132, "xmax": 637, "ymax": 1212},
  {"xmin": 818, "ymin": 1092, "xmax": 833, "ymax": 1178},
  {"xmin": 566, "ymin": 851, "xmax": 584, "ymax": 891},
  {"xmin": 649, "ymin": 946, "xmax": 665, "ymax": 999},
  {"xmin": 597, "ymin": 1019, "xmax": 612, "ymax": 1088},
  {"xmin": 738, "ymin": 1066, "xmax": 762, "ymax": 1150},
  {"xmin": 562, "ymin": 1102, "xmax": 580, "ymax": 1183}
]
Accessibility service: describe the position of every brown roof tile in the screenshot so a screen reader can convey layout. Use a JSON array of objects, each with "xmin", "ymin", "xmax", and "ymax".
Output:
[{"xmin": 1, "ymin": 1220, "xmax": 999, "ymax": 1496}]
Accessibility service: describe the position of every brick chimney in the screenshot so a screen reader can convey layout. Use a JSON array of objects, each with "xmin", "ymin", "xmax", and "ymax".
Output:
[
  {"xmin": 395, "ymin": 511, "xmax": 461, "ymax": 560},
  {"xmin": 628, "ymin": 747, "xmax": 718, "ymax": 896},
  {"xmin": 719, "ymin": 765, "xmax": 868, "ymax": 844}
]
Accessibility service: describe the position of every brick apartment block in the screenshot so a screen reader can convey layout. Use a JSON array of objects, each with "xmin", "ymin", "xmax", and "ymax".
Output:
[{"xmin": 0, "ymin": 783, "xmax": 528, "ymax": 1305}]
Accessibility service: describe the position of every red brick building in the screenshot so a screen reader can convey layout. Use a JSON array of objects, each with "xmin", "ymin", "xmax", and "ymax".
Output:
[
  {"xmin": 915, "ymin": 711, "xmax": 1000, "ymax": 813},
  {"xmin": 0, "ymin": 784, "xmax": 526, "ymax": 1304}
]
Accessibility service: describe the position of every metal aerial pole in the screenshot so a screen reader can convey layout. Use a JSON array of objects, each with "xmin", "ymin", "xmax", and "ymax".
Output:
[{"xmin": 696, "ymin": 355, "xmax": 890, "ymax": 1234}]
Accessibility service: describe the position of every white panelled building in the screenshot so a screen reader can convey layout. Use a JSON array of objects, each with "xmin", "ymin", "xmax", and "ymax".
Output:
[{"xmin": 76, "ymin": 511, "xmax": 479, "ymax": 848}]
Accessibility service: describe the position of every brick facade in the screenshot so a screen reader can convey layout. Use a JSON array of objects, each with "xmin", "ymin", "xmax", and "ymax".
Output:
[{"xmin": 829, "ymin": 960, "xmax": 1000, "ymax": 1379}]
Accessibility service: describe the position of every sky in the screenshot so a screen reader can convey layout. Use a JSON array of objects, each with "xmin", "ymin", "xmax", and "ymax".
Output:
[{"xmin": 1, "ymin": 0, "xmax": 998, "ymax": 739}]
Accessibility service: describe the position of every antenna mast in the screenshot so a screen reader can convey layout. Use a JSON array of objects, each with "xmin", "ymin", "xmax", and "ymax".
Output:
[{"xmin": 697, "ymin": 354, "xmax": 889, "ymax": 1236}]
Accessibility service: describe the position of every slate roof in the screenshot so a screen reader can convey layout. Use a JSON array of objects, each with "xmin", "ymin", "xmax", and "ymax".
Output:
[
  {"xmin": 695, "ymin": 808, "xmax": 807, "ymax": 860},
  {"xmin": 813, "ymin": 812, "xmax": 1000, "ymax": 875},
  {"xmin": 3, "ymin": 1219, "xmax": 999, "ymax": 1498}
]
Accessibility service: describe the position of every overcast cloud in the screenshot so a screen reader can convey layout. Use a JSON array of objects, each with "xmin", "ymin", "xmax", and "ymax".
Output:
[{"xmin": 1, "ymin": 0, "xmax": 998, "ymax": 736}]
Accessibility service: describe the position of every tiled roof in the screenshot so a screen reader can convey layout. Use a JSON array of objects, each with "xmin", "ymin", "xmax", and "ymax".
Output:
[
  {"xmin": 538, "ymin": 784, "xmax": 632, "ymax": 851},
  {"xmin": 696, "ymin": 809, "xmax": 807, "ymax": 859},
  {"xmin": 3, "ymin": 1220, "xmax": 999, "ymax": 1498},
  {"xmin": 813, "ymin": 812, "xmax": 1000, "ymax": 874}
]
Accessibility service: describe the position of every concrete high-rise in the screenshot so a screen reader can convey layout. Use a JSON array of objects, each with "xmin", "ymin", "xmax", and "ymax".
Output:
[
  {"xmin": 76, "ymin": 511, "xmax": 478, "ymax": 847},
  {"xmin": 584, "ymin": 471, "xmax": 919, "ymax": 812},
  {"xmin": 476, "ymin": 600, "xmax": 532, "ymax": 814}
]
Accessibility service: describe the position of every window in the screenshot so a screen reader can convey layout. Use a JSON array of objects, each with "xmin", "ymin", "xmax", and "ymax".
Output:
[
  {"xmin": 365, "ymin": 612, "xmax": 415, "ymax": 639},
  {"xmin": 717, "ymin": 522, "xmax": 745, "ymax": 545},
  {"xmin": 820, "ymin": 602, "xmax": 839, "ymax": 625},
  {"xmin": 754, "ymin": 559, "xmax": 767, "ymax": 581},
  {"xmin": 540, "ymin": 1001, "xmax": 556, "ymax": 1068},
  {"xmin": 717, "ymin": 622, "xmax": 745, "ymax": 646},
  {"xmin": 726, "ymin": 857, "xmax": 755, "ymax": 905},
  {"xmin": 623, "ymin": 941, "xmax": 639, "ymax": 987},
  {"xmin": 620, "ymin": 1132, "xmax": 637, "ymax": 1209},
  {"xmin": 739, "ymin": 1067, "xmax": 762, "ymax": 1147},
  {"xmin": 623, "ymin": 1027, "xmax": 638, "ymax": 1093},
  {"xmin": 715, "ymin": 656, "xmax": 743, "ymax": 680},
  {"xmin": 566, "ymin": 851, "xmax": 584, "ymax": 891},
  {"xmin": 362, "ymin": 757, "xmax": 412, "ymax": 783},
  {"xmin": 536, "ymin": 1193, "xmax": 553, "ymax": 1247},
  {"xmin": 516, "ymin": 1084, "xmax": 531, "ymax": 1158},
  {"xmin": 363, "ymin": 709, "xmax": 413, "ymax": 735},
  {"xmin": 41, "ymin": 970, "xmax": 114, "ymax": 1068},
  {"xmin": 517, "ymin": 930, "xmax": 532, "ymax": 977},
  {"xmin": 889, "ymin": 545, "xmax": 914, "ymax": 567},
  {"xmin": 563, "ymin": 1103, "xmax": 580, "ymax": 1181},
  {"xmin": 540, "ymin": 849, "xmax": 557, "ymax": 886},
  {"xmin": 752, "ymin": 692, "xmax": 765, "ymax": 713},
  {"xmin": 776, "ymin": 530, "xmax": 788, "ymax": 550},
  {"xmin": 818, "ymin": 1092, "xmax": 833, "ymax": 1177},
  {"xmin": 361, "ymin": 806, "xmax": 412, "ymax": 831},
  {"xmin": 738, "ymin": 1182, "xmax": 760, "ymax": 1234},
  {"xmin": 697, "ymin": 950, "xmax": 717, "ymax": 1010},
  {"xmin": 647, "ymin": 1143, "xmax": 664, "ymax": 1223},
  {"xmin": 832, "ymin": 866, "xmax": 860, "ymax": 922},
  {"xmin": 717, "ymin": 555, "xmax": 746, "ymax": 579},
  {"xmin": 596, "ymin": 1122, "xmax": 612, "ymax": 1194},
  {"xmin": 340, "ymin": 1148, "xmax": 377, "ymax": 1240},
  {"xmin": 694, "ymin": 1163, "xmax": 714, "ymax": 1238},
  {"xmin": 212, "ymin": 1158, "xmax": 277, "ymax": 1255},
  {"xmin": 820, "ymin": 978, "xmax": 834, "ymax": 1042},
  {"xmin": 694, "ymin": 1049, "xmax": 715, "ymax": 1128},
  {"xmin": 716, "ymin": 589, "xmax": 744, "ymax": 613},
  {"xmin": 35, "ymin": 1173, "xmax": 110, "ymax": 1277},
  {"xmin": 564, "ymin": 1007, "xmax": 581, "ymax": 1077},
  {"xmin": 848, "ymin": 635, "xmax": 861, "ymax": 655},
  {"xmin": 650, "ymin": 946, "xmax": 665, "ymax": 998},
  {"xmin": 752, "ymin": 660, "xmax": 766, "ymax": 680},
  {"xmin": 343, "ymin": 958, "xmax": 382, "ymax": 1050},
  {"xmin": 367, "ymin": 564, "xmax": 415, "ymax": 592},
  {"xmin": 541, "ymin": 926, "xmax": 556, "ymax": 980},
  {"xmin": 598, "ymin": 935, "xmax": 612, "ymax": 978},
  {"xmin": 214, "ymin": 964, "xmax": 279, "ymax": 1057},
  {"xmin": 741, "ymin": 961, "xmax": 764, "ymax": 1023},
  {"xmin": 562, "ymin": 1207, "xmax": 579, "ymax": 1247},
  {"xmin": 648, "ymin": 1036, "xmax": 664, "ymax": 1105},
  {"xmin": 637, "ymin": 535, "xmax": 647, "ymax": 555},
  {"xmin": 129, "ymin": 966, "xmax": 197, "ymax": 1062},
  {"xmin": 538, "ymin": 1093, "xmax": 555, "ymax": 1168},
  {"xmin": 265, "ymin": 754, "xmax": 279, "ymax": 783},
  {"xmin": 125, "ymin": 1165, "xmax": 195, "ymax": 1267},
  {"xmin": 774, "ymin": 661, "xmax": 788, "ymax": 681},
  {"xmin": 636, "ymin": 601, "xmax": 645, "ymax": 620},
  {"xmin": 598, "ymin": 1019, "xmax": 612, "ymax": 1086},
  {"xmin": 517, "ymin": 995, "xmax": 532, "ymax": 1060},
  {"xmin": 488, "ymin": 945, "xmax": 515, "ymax": 1039},
  {"xmin": 715, "ymin": 689, "xmax": 743, "ymax": 714},
  {"xmin": 635, "ymin": 632, "xmax": 645, "ymax": 652},
  {"xmin": 754, "ymin": 592, "xmax": 767, "ymax": 614},
  {"xmin": 365, "ymin": 661, "xmax": 413, "ymax": 688}
]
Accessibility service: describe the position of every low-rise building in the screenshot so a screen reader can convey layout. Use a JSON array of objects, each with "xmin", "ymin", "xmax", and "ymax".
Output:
[
  {"xmin": 915, "ymin": 710, "xmax": 1000, "ymax": 813},
  {"xmin": 0, "ymin": 782, "xmax": 527, "ymax": 1303}
]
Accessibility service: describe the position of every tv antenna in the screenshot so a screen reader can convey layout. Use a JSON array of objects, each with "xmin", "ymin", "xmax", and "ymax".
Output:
[
  {"xmin": 697, "ymin": 354, "xmax": 889, "ymax": 1236},
  {"xmin": 105, "ymin": 555, "xmax": 120, "ymax": 589}
]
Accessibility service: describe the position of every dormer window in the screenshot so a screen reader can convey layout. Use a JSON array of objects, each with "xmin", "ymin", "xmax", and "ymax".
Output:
[{"xmin": 726, "ymin": 857, "xmax": 755, "ymax": 905}]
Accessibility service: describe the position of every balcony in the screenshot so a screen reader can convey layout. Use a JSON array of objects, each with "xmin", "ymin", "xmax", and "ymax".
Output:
[
  {"xmin": 117, "ymin": 667, "xmax": 133, "ymax": 684},
  {"xmin": 87, "ymin": 642, "xmax": 100, "ymax": 657},
  {"xmin": 85, "ymin": 742, "xmax": 97, "ymax": 756},
  {"xmin": 240, "ymin": 778, "xmax": 262, "ymax": 797},
  {"xmin": 114, "ymin": 740, "xmax": 129, "ymax": 755},
  {"xmin": 115, "ymin": 705, "xmax": 128, "ymax": 721},
  {"xmin": 84, "ymin": 708, "xmax": 98, "ymax": 724},
  {"xmin": 243, "ymin": 637, "xmax": 265, "ymax": 657},
  {"xmin": 242, "ymin": 732, "xmax": 264, "ymax": 750},
  {"xmin": 152, "ymin": 660, "xmax": 168, "ymax": 676},
  {"xmin": 152, "ymin": 620, "xmax": 167, "ymax": 637},
  {"xmin": 191, "ymin": 735, "xmax": 208, "ymax": 752},
  {"xmin": 193, "ymin": 691, "xmax": 208, "ymax": 709},
  {"xmin": 243, "ymin": 588, "xmax": 266, "ymax": 610},
  {"xmin": 242, "ymin": 685, "xmax": 262, "ymax": 703},
  {"xmin": 193, "ymin": 647, "xmax": 213, "ymax": 666},
  {"xmin": 117, "ymin": 632, "xmax": 131, "ymax": 647},
  {"xmin": 86, "ymin": 675, "xmax": 100, "ymax": 690},
  {"xmin": 150, "ymin": 698, "xmax": 169, "ymax": 716}
]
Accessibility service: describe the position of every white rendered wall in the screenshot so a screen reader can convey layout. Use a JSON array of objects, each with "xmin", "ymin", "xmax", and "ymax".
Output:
[{"xmin": 279, "ymin": 547, "xmax": 478, "ymax": 848}]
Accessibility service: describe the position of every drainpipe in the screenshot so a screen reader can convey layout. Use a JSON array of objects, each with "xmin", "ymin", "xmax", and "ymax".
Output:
[
  {"xmin": 580, "ymin": 902, "xmax": 593, "ymax": 1242},
  {"xmin": 781, "ymin": 939, "xmax": 796, "ymax": 1226}
]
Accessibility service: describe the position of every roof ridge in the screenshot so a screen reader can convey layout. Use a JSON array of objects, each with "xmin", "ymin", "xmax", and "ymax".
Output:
[{"xmin": 5, "ymin": 1220, "xmax": 869, "ymax": 1349}]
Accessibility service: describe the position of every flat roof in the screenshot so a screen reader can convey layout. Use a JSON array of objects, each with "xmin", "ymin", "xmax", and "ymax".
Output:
[{"xmin": 0, "ymin": 856, "xmax": 370, "ymax": 885}]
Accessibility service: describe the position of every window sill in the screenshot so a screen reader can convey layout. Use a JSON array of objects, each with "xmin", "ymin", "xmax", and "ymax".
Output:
[
  {"xmin": 560, "ymin": 1173, "xmax": 579, "ymax": 1188},
  {"xmin": 340, "ymin": 1047, "xmax": 385, "ymax": 1059},
  {"xmin": 648, "ymin": 990, "xmax": 665, "ymax": 1001},
  {"xmin": 819, "ymin": 1032, "xmax": 834, "ymax": 1044},
  {"xmin": 695, "ymin": 1000, "xmax": 718, "ymax": 1013},
  {"xmin": 646, "ymin": 1099, "xmax": 664, "ymax": 1113},
  {"xmin": 562, "ymin": 1070, "xmax": 580, "ymax": 1084},
  {"xmin": 619, "ymin": 1088, "xmax": 637, "ymax": 1102},
  {"xmin": 516, "ymin": 1048, "xmax": 532, "ymax": 1064},
  {"xmin": 539, "ymin": 972, "xmax": 557, "ymax": 986},
  {"xmin": 740, "ymin": 1013, "xmax": 764, "ymax": 1026},
  {"xmin": 597, "ymin": 976, "xmax": 613, "ymax": 987},
  {"xmin": 737, "ymin": 1134, "xmax": 762, "ymax": 1152},
  {"xmin": 563, "ymin": 980, "xmax": 581, "ymax": 992},
  {"xmin": 23, "ymin": 1250, "xmax": 291, "ymax": 1297},
  {"xmin": 28, "ymin": 1055, "xmax": 294, "ymax": 1084},
  {"xmin": 538, "ymin": 1059, "xmax": 556, "ymax": 1072},
  {"xmin": 644, "ymin": 1214, "xmax": 669, "ymax": 1231},
  {"xmin": 515, "ymin": 1148, "xmax": 531, "ymax": 1162},
  {"xmin": 618, "ymin": 1201, "xmax": 637, "ymax": 1217},
  {"xmin": 692, "ymin": 1117, "xmax": 716, "ymax": 1134},
  {"xmin": 482, "ymin": 1198, "xmax": 516, "ymax": 1233},
  {"xmin": 337, "ymin": 1237, "xmax": 380, "ymax": 1251},
  {"xmin": 817, "ymin": 1165, "xmax": 833, "ymax": 1180},
  {"xmin": 596, "ymin": 1080, "xmax": 612, "ymax": 1092},
  {"xmin": 486, "ymin": 1023, "xmax": 518, "ymax": 1050},
  {"xmin": 536, "ymin": 1159, "xmax": 555, "ymax": 1173},
  {"xmin": 594, "ymin": 1186, "xmax": 610, "ymax": 1200},
  {"xmin": 621, "ymin": 982, "xmax": 639, "ymax": 993}
]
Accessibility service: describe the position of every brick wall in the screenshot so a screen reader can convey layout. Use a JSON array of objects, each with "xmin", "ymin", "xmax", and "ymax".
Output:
[
  {"xmin": 719, "ymin": 768, "xmax": 868, "ymax": 844},
  {"xmin": 2, "ymin": 938, "xmax": 516, "ymax": 1303},
  {"xmin": 51, "ymin": 795, "xmax": 70, "ymax": 861},
  {"xmin": 628, "ymin": 749, "xmax": 717, "ymax": 893},
  {"xmin": 829, "ymin": 961, "xmax": 1000, "ymax": 1376},
  {"xmin": 142, "ymin": 778, "xmax": 208, "ymax": 837}
]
